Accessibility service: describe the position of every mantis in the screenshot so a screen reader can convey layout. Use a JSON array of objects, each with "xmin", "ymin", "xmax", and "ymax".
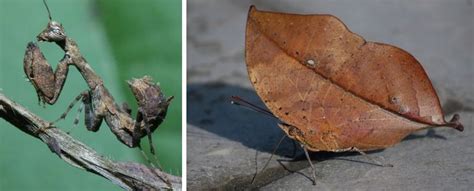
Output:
[{"xmin": 23, "ymin": 1, "xmax": 173, "ymax": 163}]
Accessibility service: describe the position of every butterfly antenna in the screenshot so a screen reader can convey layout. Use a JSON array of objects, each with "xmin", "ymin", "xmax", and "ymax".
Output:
[
  {"xmin": 230, "ymin": 96, "xmax": 278, "ymax": 119},
  {"xmin": 42, "ymin": 0, "xmax": 52, "ymax": 21}
]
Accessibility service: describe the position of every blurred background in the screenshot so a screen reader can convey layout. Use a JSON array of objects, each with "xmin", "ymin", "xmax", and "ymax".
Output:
[
  {"xmin": 187, "ymin": 0, "xmax": 473, "ymax": 190},
  {"xmin": 1, "ymin": 0, "xmax": 181, "ymax": 190}
]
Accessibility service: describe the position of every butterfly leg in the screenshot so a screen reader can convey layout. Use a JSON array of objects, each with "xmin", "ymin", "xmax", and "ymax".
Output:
[
  {"xmin": 302, "ymin": 145, "xmax": 317, "ymax": 185},
  {"xmin": 250, "ymin": 134, "xmax": 287, "ymax": 184},
  {"xmin": 350, "ymin": 147, "xmax": 393, "ymax": 167}
]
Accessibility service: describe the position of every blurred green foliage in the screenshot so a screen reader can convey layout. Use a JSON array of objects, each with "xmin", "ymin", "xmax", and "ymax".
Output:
[{"xmin": 0, "ymin": 0, "xmax": 181, "ymax": 190}]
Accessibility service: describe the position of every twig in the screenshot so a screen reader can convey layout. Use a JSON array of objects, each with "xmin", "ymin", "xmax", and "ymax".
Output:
[{"xmin": 0, "ymin": 93, "xmax": 181, "ymax": 190}]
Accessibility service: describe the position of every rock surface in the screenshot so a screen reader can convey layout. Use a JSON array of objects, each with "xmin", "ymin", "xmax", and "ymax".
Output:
[{"xmin": 187, "ymin": 0, "xmax": 473, "ymax": 190}]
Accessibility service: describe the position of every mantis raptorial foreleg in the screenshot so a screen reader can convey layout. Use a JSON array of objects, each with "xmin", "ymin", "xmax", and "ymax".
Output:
[{"xmin": 24, "ymin": 42, "xmax": 71, "ymax": 105}]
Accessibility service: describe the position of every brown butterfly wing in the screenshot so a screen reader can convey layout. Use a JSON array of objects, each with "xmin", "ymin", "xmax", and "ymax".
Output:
[{"xmin": 245, "ymin": 6, "xmax": 459, "ymax": 151}]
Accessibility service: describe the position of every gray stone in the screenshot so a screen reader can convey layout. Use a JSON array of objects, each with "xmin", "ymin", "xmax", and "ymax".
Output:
[{"xmin": 262, "ymin": 112, "xmax": 474, "ymax": 191}]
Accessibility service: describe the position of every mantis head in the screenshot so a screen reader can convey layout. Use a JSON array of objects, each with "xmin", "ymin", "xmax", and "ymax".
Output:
[{"xmin": 37, "ymin": 21, "xmax": 66, "ymax": 42}]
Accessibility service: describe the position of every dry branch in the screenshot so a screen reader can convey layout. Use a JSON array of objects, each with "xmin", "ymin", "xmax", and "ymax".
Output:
[{"xmin": 0, "ymin": 93, "xmax": 181, "ymax": 190}]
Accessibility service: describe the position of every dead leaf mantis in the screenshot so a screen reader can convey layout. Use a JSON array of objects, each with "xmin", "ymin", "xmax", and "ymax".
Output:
[{"xmin": 23, "ymin": 0, "xmax": 174, "ymax": 177}]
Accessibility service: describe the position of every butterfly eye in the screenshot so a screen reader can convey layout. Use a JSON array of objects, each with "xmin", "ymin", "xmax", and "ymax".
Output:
[{"xmin": 52, "ymin": 28, "xmax": 60, "ymax": 34}]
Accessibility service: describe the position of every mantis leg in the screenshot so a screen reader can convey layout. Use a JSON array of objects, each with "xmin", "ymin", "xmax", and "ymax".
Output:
[
  {"xmin": 52, "ymin": 91, "xmax": 88, "ymax": 124},
  {"xmin": 82, "ymin": 90, "xmax": 106, "ymax": 132},
  {"xmin": 121, "ymin": 102, "xmax": 132, "ymax": 115},
  {"xmin": 24, "ymin": 42, "xmax": 72, "ymax": 105},
  {"xmin": 133, "ymin": 109, "xmax": 156, "ymax": 155}
]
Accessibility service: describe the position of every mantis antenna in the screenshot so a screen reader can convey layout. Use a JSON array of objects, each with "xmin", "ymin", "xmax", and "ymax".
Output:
[{"xmin": 42, "ymin": 0, "xmax": 52, "ymax": 21}]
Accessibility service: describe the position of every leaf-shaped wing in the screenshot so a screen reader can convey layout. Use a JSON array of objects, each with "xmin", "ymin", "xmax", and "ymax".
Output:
[{"xmin": 245, "ymin": 6, "xmax": 462, "ymax": 151}]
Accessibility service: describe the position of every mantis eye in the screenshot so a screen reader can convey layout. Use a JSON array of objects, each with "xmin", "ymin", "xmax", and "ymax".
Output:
[{"xmin": 52, "ymin": 28, "xmax": 60, "ymax": 34}]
